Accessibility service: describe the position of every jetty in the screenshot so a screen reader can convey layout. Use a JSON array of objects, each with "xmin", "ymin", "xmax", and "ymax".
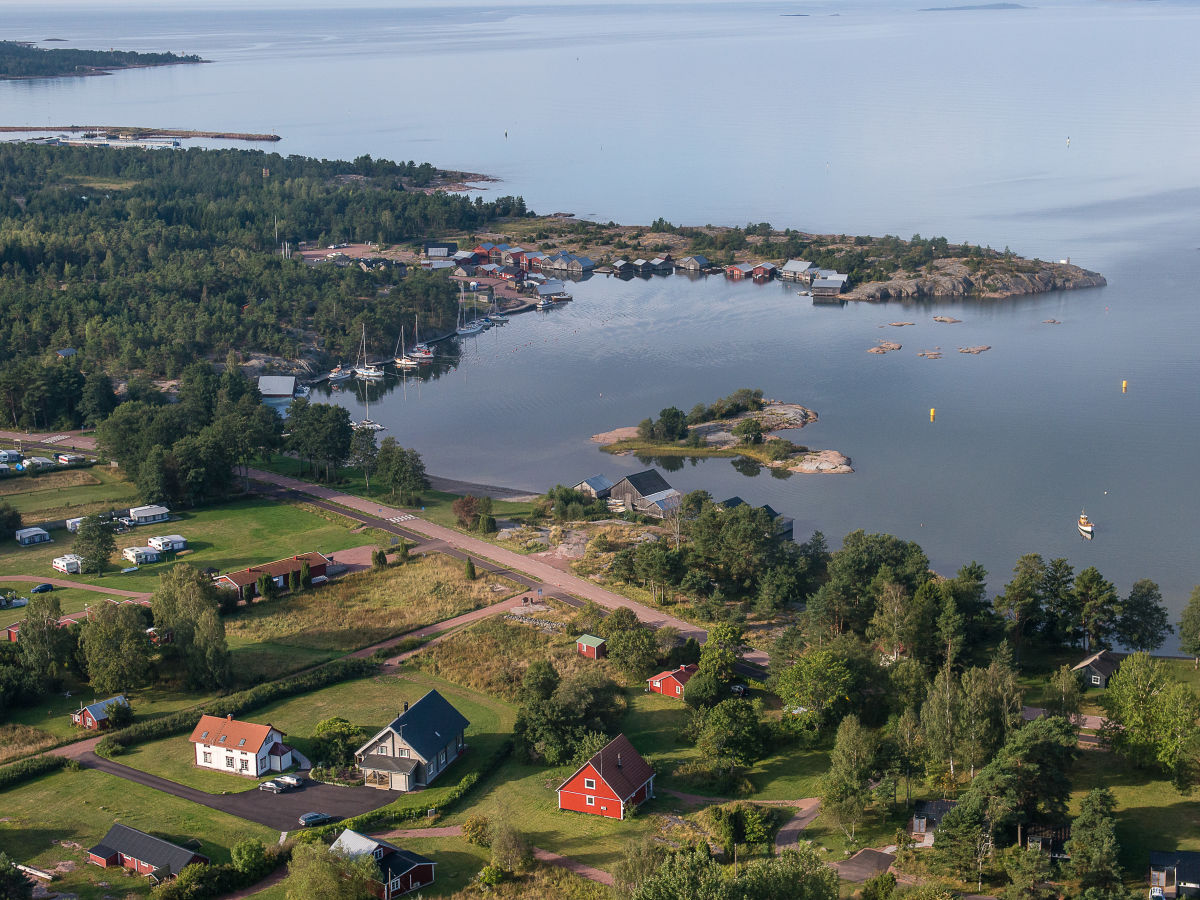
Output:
[{"xmin": 0, "ymin": 125, "xmax": 280, "ymax": 142}]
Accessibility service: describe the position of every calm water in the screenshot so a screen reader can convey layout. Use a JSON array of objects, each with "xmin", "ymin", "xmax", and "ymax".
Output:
[{"xmin": 6, "ymin": 0, "xmax": 1200, "ymax": 638}]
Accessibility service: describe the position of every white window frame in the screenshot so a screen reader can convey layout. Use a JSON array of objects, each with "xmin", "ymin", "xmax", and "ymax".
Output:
[
  {"xmin": 1091, "ymin": 675, "xmax": 1101, "ymax": 685},
  {"xmin": 226, "ymin": 757, "xmax": 235, "ymax": 768},
  {"xmin": 584, "ymin": 778, "xmax": 596, "ymax": 790},
  {"xmin": 202, "ymin": 752, "xmax": 211, "ymax": 763},
  {"xmin": 240, "ymin": 758, "xmax": 249, "ymax": 771},
  {"xmin": 586, "ymin": 796, "xmax": 595, "ymax": 806}
]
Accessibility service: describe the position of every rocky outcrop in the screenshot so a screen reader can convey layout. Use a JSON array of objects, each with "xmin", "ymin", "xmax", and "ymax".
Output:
[
  {"xmin": 846, "ymin": 260, "xmax": 1106, "ymax": 302},
  {"xmin": 788, "ymin": 450, "xmax": 854, "ymax": 474}
]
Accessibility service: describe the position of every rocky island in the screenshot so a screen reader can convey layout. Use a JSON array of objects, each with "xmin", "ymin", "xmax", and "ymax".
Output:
[
  {"xmin": 0, "ymin": 41, "xmax": 204, "ymax": 80},
  {"xmin": 593, "ymin": 389, "xmax": 854, "ymax": 475}
]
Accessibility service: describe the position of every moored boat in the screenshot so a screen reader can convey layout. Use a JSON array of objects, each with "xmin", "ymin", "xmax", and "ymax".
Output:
[
  {"xmin": 1077, "ymin": 510, "xmax": 1095, "ymax": 537},
  {"xmin": 353, "ymin": 323, "xmax": 385, "ymax": 379},
  {"xmin": 328, "ymin": 364, "xmax": 352, "ymax": 382},
  {"xmin": 410, "ymin": 316, "xmax": 434, "ymax": 361}
]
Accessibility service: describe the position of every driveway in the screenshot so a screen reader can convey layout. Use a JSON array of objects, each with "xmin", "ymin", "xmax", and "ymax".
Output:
[
  {"xmin": 75, "ymin": 751, "xmax": 397, "ymax": 831},
  {"xmin": 835, "ymin": 848, "xmax": 896, "ymax": 882}
]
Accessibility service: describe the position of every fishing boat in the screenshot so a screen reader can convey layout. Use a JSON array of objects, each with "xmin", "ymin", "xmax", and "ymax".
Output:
[
  {"xmin": 393, "ymin": 326, "xmax": 419, "ymax": 369},
  {"xmin": 409, "ymin": 317, "xmax": 434, "ymax": 361},
  {"xmin": 353, "ymin": 324, "xmax": 385, "ymax": 380},
  {"xmin": 327, "ymin": 364, "xmax": 353, "ymax": 383},
  {"xmin": 293, "ymin": 384, "xmax": 311, "ymax": 398},
  {"xmin": 456, "ymin": 284, "xmax": 485, "ymax": 336},
  {"xmin": 536, "ymin": 296, "xmax": 555, "ymax": 310},
  {"xmin": 1077, "ymin": 510, "xmax": 1095, "ymax": 537}
]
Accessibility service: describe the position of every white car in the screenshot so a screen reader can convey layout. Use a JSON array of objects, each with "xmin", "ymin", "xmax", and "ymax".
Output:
[{"xmin": 277, "ymin": 774, "xmax": 303, "ymax": 788}]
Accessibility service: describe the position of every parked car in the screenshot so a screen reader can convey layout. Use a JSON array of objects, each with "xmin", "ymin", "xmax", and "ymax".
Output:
[
  {"xmin": 259, "ymin": 781, "xmax": 285, "ymax": 794},
  {"xmin": 30, "ymin": 583, "xmax": 54, "ymax": 593},
  {"xmin": 730, "ymin": 684, "xmax": 748, "ymax": 698},
  {"xmin": 298, "ymin": 812, "xmax": 335, "ymax": 828},
  {"xmin": 277, "ymin": 774, "xmax": 303, "ymax": 788}
]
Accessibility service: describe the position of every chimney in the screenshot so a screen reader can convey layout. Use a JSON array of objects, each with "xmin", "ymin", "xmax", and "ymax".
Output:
[
  {"xmin": 403, "ymin": 701, "xmax": 409, "ymax": 713},
  {"xmin": 227, "ymin": 713, "xmax": 233, "ymax": 720},
  {"xmin": 617, "ymin": 753, "xmax": 623, "ymax": 769}
]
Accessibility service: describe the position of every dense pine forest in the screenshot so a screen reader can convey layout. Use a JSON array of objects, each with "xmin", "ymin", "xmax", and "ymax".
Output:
[
  {"xmin": 0, "ymin": 41, "xmax": 203, "ymax": 78},
  {"xmin": 0, "ymin": 144, "xmax": 530, "ymax": 428}
]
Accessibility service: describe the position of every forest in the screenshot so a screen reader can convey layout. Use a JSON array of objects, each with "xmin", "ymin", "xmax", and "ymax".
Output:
[
  {"xmin": 0, "ymin": 42, "xmax": 203, "ymax": 78},
  {"xmin": 0, "ymin": 144, "xmax": 531, "ymax": 428}
]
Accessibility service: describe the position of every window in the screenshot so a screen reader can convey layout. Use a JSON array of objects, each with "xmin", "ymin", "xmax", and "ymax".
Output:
[
  {"xmin": 238, "ymin": 738, "xmax": 246, "ymax": 747},
  {"xmin": 373, "ymin": 848, "xmax": 383, "ymax": 860},
  {"xmin": 676, "ymin": 685, "xmax": 682, "ymax": 694},
  {"xmin": 218, "ymin": 735, "xmax": 226, "ymax": 743},
  {"xmin": 1091, "ymin": 675, "xmax": 1101, "ymax": 686},
  {"xmin": 1152, "ymin": 869, "xmax": 1168, "ymax": 888},
  {"xmin": 584, "ymin": 778, "xmax": 596, "ymax": 790},
  {"xmin": 240, "ymin": 758, "xmax": 249, "ymax": 771},
  {"xmin": 652, "ymin": 681, "xmax": 660, "ymax": 688},
  {"xmin": 202, "ymin": 752, "xmax": 211, "ymax": 763},
  {"xmin": 586, "ymin": 796, "xmax": 595, "ymax": 806},
  {"xmin": 200, "ymin": 731, "xmax": 209, "ymax": 740},
  {"xmin": 397, "ymin": 747, "xmax": 409, "ymax": 757},
  {"xmin": 439, "ymin": 749, "xmax": 446, "ymax": 765},
  {"xmin": 377, "ymin": 746, "xmax": 388, "ymax": 754},
  {"xmin": 226, "ymin": 757, "xmax": 235, "ymax": 768}
]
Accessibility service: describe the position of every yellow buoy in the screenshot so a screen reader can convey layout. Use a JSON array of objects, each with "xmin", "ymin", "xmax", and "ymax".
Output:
[
  {"xmin": 930, "ymin": 408, "xmax": 936, "ymax": 422},
  {"xmin": 1122, "ymin": 380, "xmax": 1127, "ymax": 393}
]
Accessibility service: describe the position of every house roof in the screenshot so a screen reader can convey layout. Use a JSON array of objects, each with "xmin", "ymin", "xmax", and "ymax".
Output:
[
  {"xmin": 361, "ymin": 689, "xmax": 470, "ymax": 762},
  {"xmin": 641, "ymin": 488, "xmax": 682, "ymax": 510},
  {"xmin": 618, "ymin": 469, "xmax": 673, "ymax": 498},
  {"xmin": 571, "ymin": 256, "xmax": 595, "ymax": 268},
  {"xmin": 577, "ymin": 634, "xmax": 606, "ymax": 649},
  {"xmin": 558, "ymin": 734, "xmax": 653, "ymax": 801},
  {"xmin": 331, "ymin": 830, "xmax": 435, "ymax": 880},
  {"xmin": 1026, "ymin": 823, "xmax": 1071, "ymax": 850},
  {"xmin": 1072, "ymin": 649, "xmax": 1121, "ymax": 679},
  {"xmin": 189, "ymin": 714, "xmax": 277, "ymax": 753},
  {"xmin": 781, "ymin": 259, "xmax": 813, "ymax": 273},
  {"xmin": 650, "ymin": 257, "xmax": 669, "ymax": 266},
  {"xmin": 1152, "ymin": 851, "xmax": 1200, "ymax": 884},
  {"xmin": 812, "ymin": 278, "xmax": 844, "ymax": 290},
  {"xmin": 217, "ymin": 552, "xmax": 330, "ymax": 588},
  {"xmin": 129, "ymin": 505, "xmax": 169, "ymax": 517},
  {"xmin": 89, "ymin": 824, "xmax": 207, "ymax": 877},
  {"xmin": 78, "ymin": 695, "xmax": 127, "ymax": 723},
  {"xmin": 576, "ymin": 475, "xmax": 614, "ymax": 493},
  {"xmin": 913, "ymin": 799, "xmax": 957, "ymax": 825},
  {"xmin": 648, "ymin": 664, "xmax": 698, "ymax": 686},
  {"xmin": 358, "ymin": 754, "xmax": 419, "ymax": 774},
  {"xmin": 57, "ymin": 347, "xmax": 78, "ymax": 357},
  {"xmin": 754, "ymin": 262, "xmax": 777, "ymax": 271},
  {"xmin": 611, "ymin": 259, "xmax": 629, "ymax": 267},
  {"xmin": 257, "ymin": 375, "xmax": 296, "ymax": 397},
  {"xmin": 680, "ymin": 255, "xmax": 709, "ymax": 266}
]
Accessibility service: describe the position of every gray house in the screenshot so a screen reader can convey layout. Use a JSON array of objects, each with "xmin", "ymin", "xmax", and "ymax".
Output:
[
  {"xmin": 609, "ymin": 470, "xmax": 681, "ymax": 519},
  {"xmin": 779, "ymin": 259, "xmax": 815, "ymax": 281},
  {"xmin": 574, "ymin": 475, "xmax": 615, "ymax": 499},
  {"xmin": 356, "ymin": 690, "xmax": 470, "ymax": 791},
  {"xmin": 910, "ymin": 799, "xmax": 957, "ymax": 839},
  {"xmin": 1072, "ymin": 649, "xmax": 1122, "ymax": 689},
  {"xmin": 1151, "ymin": 850, "xmax": 1200, "ymax": 898},
  {"xmin": 676, "ymin": 255, "xmax": 709, "ymax": 271}
]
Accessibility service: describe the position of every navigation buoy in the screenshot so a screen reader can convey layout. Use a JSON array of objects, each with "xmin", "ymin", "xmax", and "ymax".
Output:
[
  {"xmin": 1122, "ymin": 380, "xmax": 1127, "ymax": 393},
  {"xmin": 930, "ymin": 408, "xmax": 936, "ymax": 422}
]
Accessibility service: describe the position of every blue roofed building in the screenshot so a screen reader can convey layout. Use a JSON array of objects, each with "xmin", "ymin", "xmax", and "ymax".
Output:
[{"xmin": 573, "ymin": 474, "xmax": 615, "ymax": 499}]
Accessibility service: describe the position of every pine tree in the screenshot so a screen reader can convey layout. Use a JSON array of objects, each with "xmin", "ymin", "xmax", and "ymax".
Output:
[
  {"xmin": 464, "ymin": 557, "xmax": 476, "ymax": 581},
  {"xmin": 1066, "ymin": 788, "xmax": 1124, "ymax": 900}
]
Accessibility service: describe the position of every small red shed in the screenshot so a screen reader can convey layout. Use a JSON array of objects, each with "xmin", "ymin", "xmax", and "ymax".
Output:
[
  {"xmin": 557, "ymin": 733, "xmax": 654, "ymax": 820},
  {"xmin": 576, "ymin": 634, "xmax": 607, "ymax": 659},
  {"xmin": 647, "ymin": 664, "xmax": 698, "ymax": 699}
]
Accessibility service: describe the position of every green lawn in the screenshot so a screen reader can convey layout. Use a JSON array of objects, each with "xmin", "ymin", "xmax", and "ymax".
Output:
[
  {"xmin": 621, "ymin": 691, "xmax": 830, "ymax": 801},
  {"xmin": 0, "ymin": 464, "xmax": 139, "ymax": 522},
  {"xmin": 226, "ymin": 636, "xmax": 342, "ymax": 685},
  {"xmin": 0, "ymin": 584, "xmax": 103, "ymax": 627},
  {"xmin": 0, "ymin": 496, "xmax": 372, "ymax": 593},
  {"xmin": 0, "ymin": 766, "xmax": 276, "ymax": 900},
  {"xmin": 116, "ymin": 667, "xmax": 516, "ymax": 798},
  {"xmin": 256, "ymin": 454, "xmax": 536, "ymax": 528},
  {"xmin": 3, "ymin": 681, "xmax": 213, "ymax": 744},
  {"xmin": 371, "ymin": 835, "xmax": 489, "ymax": 897}
]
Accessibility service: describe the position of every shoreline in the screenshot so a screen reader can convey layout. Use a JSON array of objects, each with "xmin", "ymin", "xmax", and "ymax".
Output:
[{"xmin": 0, "ymin": 125, "xmax": 279, "ymax": 142}]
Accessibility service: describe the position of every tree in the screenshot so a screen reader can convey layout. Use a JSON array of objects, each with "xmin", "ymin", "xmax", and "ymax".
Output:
[
  {"xmin": 1066, "ymin": 788, "xmax": 1124, "ymax": 900},
  {"xmin": 151, "ymin": 565, "xmax": 230, "ymax": 688},
  {"xmin": 464, "ymin": 556, "xmax": 476, "ymax": 580},
  {"xmin": 490, "ymin": 822, "xmax": 532, "ymax": 874},
  {"xmin": 1001, "ymin": 845, "xmax": 1053, "ymax": 900},
  {"xmin": 19, "ymin": 593, "xmax": 70, "ymax": 684},
  {"xmin": 231, "ymin": 839, "xmax": 271, "ymax": 880},
  {"xmin": 0, "ymin": 851, "xmax": 33, "ymax": 900},
  {"xmin": 995, "ymin": 553, "xmax": 1045, "ymax": 663},
  {"xmin": 698, "ymin": 622, "xmax": 743, "ymax": 685},
  {"xmin": 0, "ymin": 500, "xmax": 20, "ymax": 534},
  {"xmin": 776, "ymin": 649, "xmax": 854, "ymax": 731},
  {"xmin": 822, "ymin": 714, "xmax": 876, "ymax": 842},
  {"xmin": 300, "ymin": 559, "xmax": 312, "ymax": 587},
  {"xmin": 1116, "ymin": 578, "xmax": 1172, "ymax": 652},
  {"xmin": 313, "ymin": 716, "xmax": 364, "ymax": 767},
  {"xmin": 372, "ymin": 548, "xmax": 387, "ymax": 569},
  {"xmin": 1181, "ymin": 585, "xmax": 1200, "ymax": 668},
  {"xmin": 1102, "ymin": 652, "xmax": 1200, "ymax": 782},
  {"xmin": 256, "ymin": 572, "xmax": 276, "ymax": 602},
  {"xmin": 1040, "ymin": 558, "xmax": 1078, "ymax": 647},
  {"xmin": 78, "ymin": 371, "xmax": 118, "ymax": 426},
  {"xmin": 607, "ymin": 626, "xmax": 658, "ymax": 677},
  {"xmin": 695, "ymin": 699, "xmax": 765, "ymax": 773},
  {"xmin": 615, "ymin": 838, "xmax": 666, "ymax": 897},
  {"xmin": 861, "ymin": 871, "xmax": 897, "ymax": 900},
  {"xmin": 921, "ymin": 664, "xmax": 962, "ymax": 779},
  {"xmin": 72, "ymin": 515, "xmax": 116, "ymax": 574},
  {"xmin": 731, "ymin": 417, "xmax": 763, "ymax": 445},
  {"xmin": 104, "ymin": 697, "xmax": 133, "ymax": 728},
  {"xmin": 893, "ymin": 705, "xmax": 924, "ymax": 804},
  {"xmin": 866, "ymin": 582, "xmax": 917, "ymax": 661},
  {"xmin": 1074, "ymin": 566, "xmax": 1119, "ymax": 651},
  {"xmin": 82, "ymin": 601, "xmax": 151, "ymax": 693},
  {"xmin": 452, "ymin": 495, "xmax": 481, "ymax": 529},
  {"xmin": 284, "ymin": 840, "xmax": 377, "ymax": 900},
  {"xmin": 630, "ymin": 844, "xmax": 728, "ymax": 900},
  {"xmin": 349, "ymin": 427, "xmax": 379, "ymax": 492},
  {"xmin": 683, "ymin": 668, "xmax": 724, "ymax": 709},
  {"xmin": 463, "ymin": 814, "xmax": 492, "ymax": 847},
  {"xmin": 931, "ymin": 791, "xmax": 991, "ymax": 887},
  {"xmin": 1046, "ymin": 664, "xmax": 1082, "ymax": 723}
]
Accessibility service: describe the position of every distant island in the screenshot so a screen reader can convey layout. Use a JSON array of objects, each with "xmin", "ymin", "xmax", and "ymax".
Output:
[
  {"xmin": 593, "ymin": 389, "xmax": 854, "ymax": 475},
  {"xmin": 0, "ymin": 41, "xmax": 204, "ymax": 79}
]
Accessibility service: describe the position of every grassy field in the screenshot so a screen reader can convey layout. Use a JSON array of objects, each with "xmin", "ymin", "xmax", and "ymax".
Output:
[
  {"xmin": 0, "ymin": 583, "xmax": 106, "ymax": 627},
  {"xmin": 0, "ymin": 766, "xmax": 276, "ymax": 900},
  {"xmin": 117, "ymin": 667, "xmax": 515, "ymax": 797},
  {"xmin": 0, "ymin": 465, "xmax": 139, "ymax": 522},
  {"xmin": 225, "ymin": 553, "xmax": 520, "ymax": 655},
  {"xmin": 0, "ymin": 496, "xmax": 373, "ymax": 592},
  {"xmin": 256, "ymin": 454, "xmax": 537, "ymax": 529}
]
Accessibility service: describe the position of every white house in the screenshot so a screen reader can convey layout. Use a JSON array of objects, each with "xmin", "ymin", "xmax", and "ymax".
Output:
[
  {"xmin": 53, "ymin": 554, "xmax": 84, "ymax": 574},
  {"xmin": 66, "ymin": 517, "xmax": 85, "ymax": 533},
  {"xmin": 15, "ymin": 527, "xmax": 51, "ymax": 546},
  {"xmin": 148, "ymin": 535, "xmax": 187, "ymax": 553},
  {"xmin": 188, "ymin": 714, "xmax": 293, "ymax": 776},
  {"xmin": 127, "ymin": 505, "xmax": 169, "ymax": 525},
  {"xmin": 122, "ymin": 546, "xmax": 161, "ymax": 565}
]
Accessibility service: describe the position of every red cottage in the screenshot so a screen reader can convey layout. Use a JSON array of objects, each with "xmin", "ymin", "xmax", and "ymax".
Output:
[
  {"xmin": 576, "ymin": 634, "xmax": 607, "ymax": 659},
  {"xmin": 557, "ymin": 733, "xmax": 654, "ymax": 820},
  {"xmin": 647, "ymin": 663, "xmax": 698, "ymax": 699},
  {"xmin": 215, "ymin": 551, "xmax": 330, "ymax": 602},
  {"xmin": 71, "ymin": 695, "xmax": 128, "ymax": 730},
  {"xmin": 88, "ymin": 823, "xmax": 208, "ymax": 885}
]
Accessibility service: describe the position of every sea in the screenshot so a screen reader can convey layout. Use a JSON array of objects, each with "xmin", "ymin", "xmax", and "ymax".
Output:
[{"xmin": 6, "ymin": 0, "xmax": 1200, "ymax": 643}]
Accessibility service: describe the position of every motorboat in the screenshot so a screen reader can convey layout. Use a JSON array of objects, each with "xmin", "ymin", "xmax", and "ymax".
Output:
[
  {"xmin": 293, "ymin": 384, "xmax": 311, "ymax": 398},
  {"xmin": 536, "ymin": 296, "xmax": 555, "ymax": 310},
  {"xmin": 1077, "ymin": 510, "xmax": 1095, "ymax": 538},
  {"xmin": 328, "ymin": 364, "xmax": 353, "ymax": 382}
]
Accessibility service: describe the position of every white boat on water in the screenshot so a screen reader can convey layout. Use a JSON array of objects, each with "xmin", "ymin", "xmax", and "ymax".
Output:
[
  {"xmin": 353, "ymin": 385, "xmax": 387, "ymax": 431},
  {"xmin": 409, "ymin": 316, "xmax": 434, "ymax": 361},
  {"xmin": 328, "ymin": 364, "xmax": 352, "ymax": 382},
  {"xmin": 1077, "ymin": 510, "xmax": 1095, "ymax": 538},
  {"xmin": 294, "ymin": 384, "xmax": 311, "ymax": 398},
  {"xmin": 393, "ymin": 326, "xmax": 419, "ymax": 369},
  {"xmin": 536, "ymin": 297, "xmax": 555, "ymax": 310},
  {"xmin": 353, "ymin": 324, "xmax": 385, "ymax": 380},
  {"xmin": 456, "ymin": 284, "xmax": 485, "ymax": 336}
]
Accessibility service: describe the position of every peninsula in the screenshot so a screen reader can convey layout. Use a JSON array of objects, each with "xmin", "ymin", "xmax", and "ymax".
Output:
[
  {"xmin": 593, "ymin": 389, "xmax": 854, "ymax": 475},
  {"xmin": 0, "ymin": 41, "xmax": 204, "ymax": 79}
]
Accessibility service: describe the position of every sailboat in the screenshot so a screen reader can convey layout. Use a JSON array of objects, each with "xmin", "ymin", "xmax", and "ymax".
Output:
[
  {"xmin": 486, "ymin": 293, "xmax": 508, "ymax": 323},
  {"xmin": 456, "ymin": 284, "xmax": 484, "ymax": 336},
  {"xmin": 353, "ymin": 382, "xmax": 386, "ymax": 431},
  {"xmin": 1077, "ymin": 510, "xmax": 1095, "ymax": 539},
  {"xmin": 393, "ymin": 326, "xmax": 419, "ymax": 370},
  {"xmin": 409, "ymin": 316, "xmax": 434, "ymax": 362},
  {"xmin": 353, "ymin": 324, "xmax": 385, "ymax": 380}
]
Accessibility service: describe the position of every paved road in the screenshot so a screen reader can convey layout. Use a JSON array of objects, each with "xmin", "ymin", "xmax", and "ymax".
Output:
[
  {"xmin": 774, "ymin": 799, "xmax": 822, "ymax": 852},
  {"xmin": 247, "ymin": 469, "xmax": 771, "ymax": 668},
  {"xmin": 1023, "ymin": 705, "xmax": 1107, "ymax": 731},
  {"xmin": 835, "ymin": 848, "xmax": 896, "ymax": 883}
]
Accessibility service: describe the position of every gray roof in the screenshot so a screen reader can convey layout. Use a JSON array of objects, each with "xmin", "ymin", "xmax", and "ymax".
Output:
[
  {"xmin": 79, "ymin": 695, "xmax": 127, "ymax": 723},
  {"xmin": 611, "ymin": 259, "xmax": 629, "ymax": 267},
  {"xmin": 578, "ymin": 475, "xmax": 614, "ymax": 492},
  {"xmin": 571, "ymin": 256, "xmax": 595, "ymax": 269},
  {"xmin": 1152, "ymin": 851, "xmax": 1200, "ymax": 884},
  {"xmin": 1072, "ymin": 649, "xmax": 1121, "ymax": 679},
  {"xmin": 619, "ymin": 469, "xmax": 673, "ymax": 498},
  {"xmin": 812, "ymin": 278, "xmax": 845, "ymax": 291},
  {"xmin": 257, "ymin": 375, "xmax": 296, "ymax": 397},
  {"xmin": 89, "ymin": 824, "xmax": 206, "ymax": 877},
  {"xmin": 358, "ymin": 754, "xmax": 418, "ymax": 774},
  {"xmin": 332, "ymin": 829, "xmax": 435, "ymax": 881},
  {"xmin": 913, "ymin": 799, "xmax": 957, "ymax": 826},
  {"xmin": 378, "ymin": 690, "xmax": 469, "ymax": 762},
  {"xmin": 781, "ymin": 259, "xmax": 813, "ymax": 272}
]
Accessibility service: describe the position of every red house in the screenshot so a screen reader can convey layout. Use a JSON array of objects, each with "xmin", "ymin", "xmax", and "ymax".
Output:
[
  {"xmin": 215, "ymin": 551, "xmax": 330, "ymax": 602},
  {"xmin": 647, "ymin": 664, "xmax": 698, "ymax": 698},
  {"xmin": 88, "ymin": 823, "xmax": 208, "ymax": 884},
  {"xmin": 71, "ymin": 695, "xmax": 128, "ymax": 730},
  {"xmin": 557, "ymin": 734, "xmax": 654, "ymax": 820},
  {"xmin": 576, "ymin": 634, "xmax": 606, "ymax": 659},
  {"xmin": 330, "ymin": 829, "xmax": 436, "ymax": 897}
]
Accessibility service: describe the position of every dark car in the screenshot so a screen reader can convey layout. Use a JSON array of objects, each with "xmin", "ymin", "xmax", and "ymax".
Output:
[
  {"xmin": 30, "ymin": 584, "xmax": 54, "ymax": 593},
  {"xmin": 259, "ymin": 781, "xmax": 285, "ymax": 794},
  {"xmin": 298, "ymin": 812, "xmax": 335, "ymax": 828}
]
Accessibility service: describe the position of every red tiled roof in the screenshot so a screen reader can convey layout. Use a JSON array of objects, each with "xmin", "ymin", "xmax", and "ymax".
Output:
[
  {"xmin": 559, "ymin": 734, "xmax": 653, "ymax": 801},
  {"xmin": 217, "ymin": 552, "xmax": 329, "ymax": 588},
  {"xmin": 189, "ymin": 714, "xmax": 277, "ymax": 753}
]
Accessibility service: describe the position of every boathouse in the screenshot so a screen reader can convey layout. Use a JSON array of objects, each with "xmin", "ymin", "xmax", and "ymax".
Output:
[
  {"xmin": 573, "ymin": 474, "xmax": 614, "ymax": 499},
  {"xmin": 676, "ymin": 255, "xmax": 709, "ymax": 271},
  {"xmin": 611, "ymin": 259, "xmax": 633, "ymax": 277},
  {"xmin": 780, "ymin": 259, "xmax": 815, "ymax": 281},
  {"xmin": 752, "ymin": 262, "xmax": 777, "ymax": 280},
  {"xmin": 725, "ymin": 262, "xmax": 755, "ymax": 279},
  {"xmin": 608, "ymin": 470, "xmax": 682, "ymax": 519},
  {"xmin": 811, "ymin": 277, "xmax": 848, "ymax": 300}
]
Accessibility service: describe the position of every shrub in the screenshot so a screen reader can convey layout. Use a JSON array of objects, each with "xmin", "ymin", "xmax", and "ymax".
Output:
[
  {"xmin": 673, "ymin": 760, "xmax": 753, "ymax": 797},
  {"xmin": 0, "ymin": 754, "xmax": 67, "ymax": 790},
  {"xmin": 464, "ymin": 557, "xmax": 476, "ymax": 581},
  {"xmin": 478, "ymin": 864, "xmax": 505, "ymax": 887},
  {"xmin": 463, "ymin": 813, "xmax": 492, "ymax": 847},
  {"xmin": 491, "ymin": 822, "xmax": 533, "ymax": 874},
  {"xmin": 372, "ymin": 549, "xmax": 388, "ymax": 569}
]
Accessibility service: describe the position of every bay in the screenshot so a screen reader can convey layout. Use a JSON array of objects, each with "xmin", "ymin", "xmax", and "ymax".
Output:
[{"xmin": 5, "ymin": 0, "xmax": 1200, "ymax": 640}]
